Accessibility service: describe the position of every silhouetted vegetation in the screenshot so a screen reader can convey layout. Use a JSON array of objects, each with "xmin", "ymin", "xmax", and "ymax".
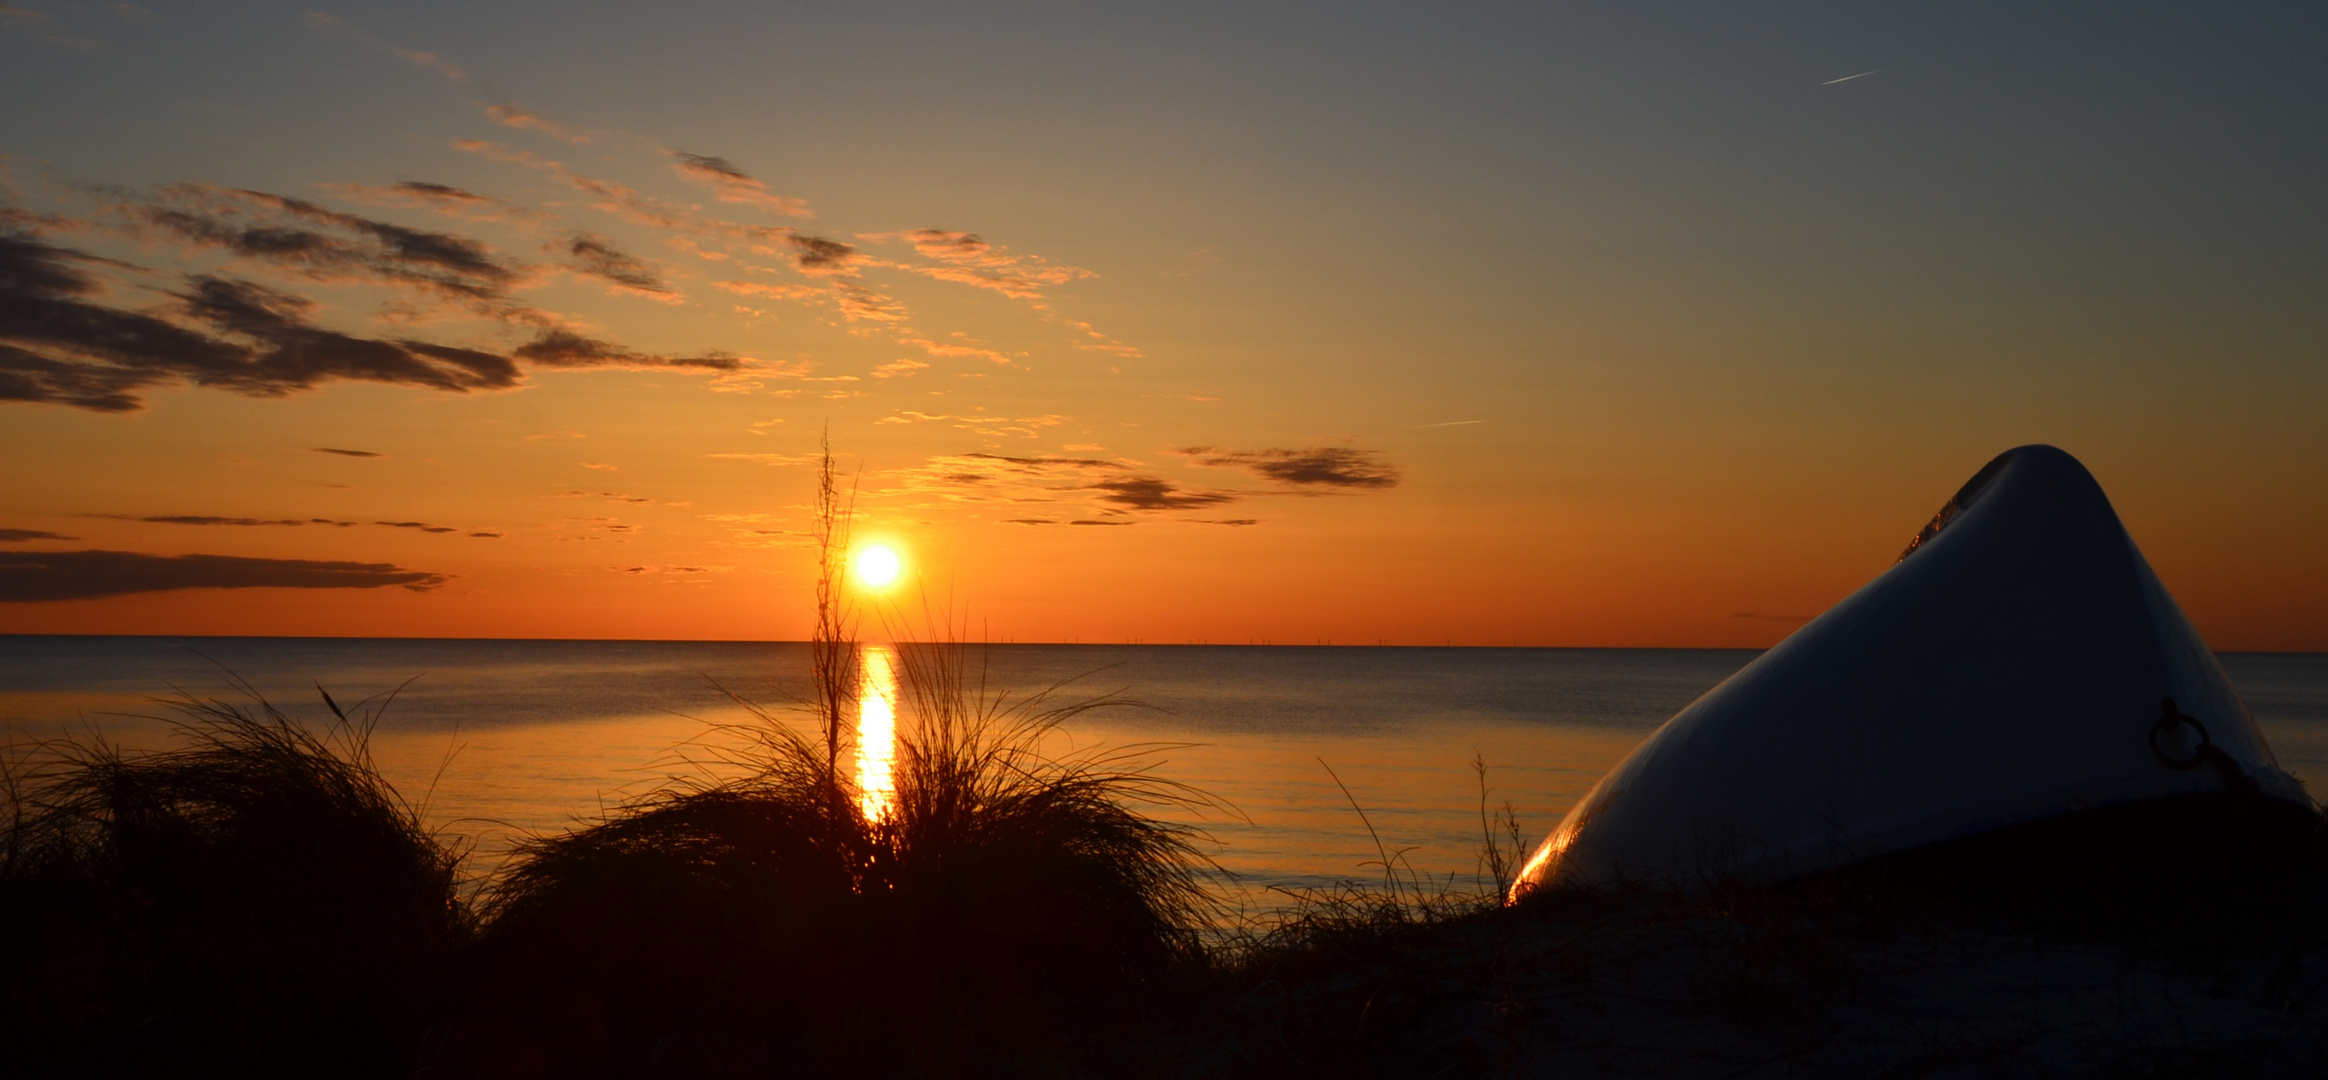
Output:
[
  {"xmin": 429, "ymin": 643, "xmax": 1225, "ymax": 1078},
  {"xmin": 0, "ymin": 687, "xmax": 467, "ymax": 1079},
  {"xmin": 8, "ymin": 681, "xmax": 2328, "ymax": 1077}
]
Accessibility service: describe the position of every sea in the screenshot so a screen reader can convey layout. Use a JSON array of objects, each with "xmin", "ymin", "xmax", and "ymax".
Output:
[{"xmin": 5, "ymin": 637, "xmax": 2326, "ymax": 908}]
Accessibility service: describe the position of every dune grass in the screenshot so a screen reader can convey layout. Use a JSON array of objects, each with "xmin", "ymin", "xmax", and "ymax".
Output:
[
  {"xmin": 8, "ymin": 667, "xmax": 2325, "ymax": 1078},
  {"xmin": 430, "ymin": 636, "xmax": 1228, "ymax": 1077},
  {"xmin": 0, "ymin": 683, "xmax": 468, "ymax": 1079}
]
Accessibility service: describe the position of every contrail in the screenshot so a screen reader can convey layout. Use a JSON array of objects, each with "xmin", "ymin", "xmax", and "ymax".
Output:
[
  {"xmin": 1417, "ymin": 419, "xmax": 1487, "ymax": 428},
  {"xmin": 1822, "ymin": 70, "xmax": 1881, "ymax": 86}
]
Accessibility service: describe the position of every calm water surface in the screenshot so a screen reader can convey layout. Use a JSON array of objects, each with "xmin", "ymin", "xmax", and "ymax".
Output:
[{"xmin": 4, "ymin": 638, "xmax": 2324, "ymax": 906}]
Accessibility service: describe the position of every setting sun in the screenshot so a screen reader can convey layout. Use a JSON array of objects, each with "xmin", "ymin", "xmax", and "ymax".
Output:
[
  {"xmin": 854, "ymin": 545, "xmax": 903, "ymax": 589},
  {"xmin": 4, "ymin": 6, "xmax": 2327, "ymax": 1074}
]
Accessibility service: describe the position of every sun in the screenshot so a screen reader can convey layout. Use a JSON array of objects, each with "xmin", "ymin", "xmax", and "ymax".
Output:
[{"xmin": 853, "ymin": 544, "xmax": 902, "ymax": 589}]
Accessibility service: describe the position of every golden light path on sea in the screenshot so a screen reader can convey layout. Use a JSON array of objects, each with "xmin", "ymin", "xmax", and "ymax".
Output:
[{"xmin": 854, "ymin": 644, "xmax": 901, "ymax": 821}]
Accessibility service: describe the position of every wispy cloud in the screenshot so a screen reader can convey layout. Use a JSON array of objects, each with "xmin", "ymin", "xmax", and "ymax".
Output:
[
  {"xmin": 484, "ymin": 104, "xmax": 595, "ymax": 145},
  {"xmin": 560, "ymin": 233, "xmax": 676, "ymax": 300},
  {"xmin": 1050, "ymin": 313, "xmax": 1143, "ymax": 359},
  {"xmin": 829, "ymin": 282, "xmax": 907, "ymax": 322},
  {"xmin": 881, "ymin": 452, "xmax": 1252, "ymax": 522},
  {"xmin": 558, "ymin": 490, "xmax": 660, "ymax": 504},
  {"xmin": 715, "ymin": 280, "xmax": 822, "ymax": 302},
  {"xmin": 874, "ymin": 410, "xmax": 1069, "ymax": 438},
  {"xmin": 860, "ymin": 228, "xmax": 1094, "ymax": 300},
  {"xmin": 0, "ymin": 232, "xmax": 537, "ymax": 412},
  {"xmin": 455, "ymin": 139, "xmax": 787, "ymax": 248},
  {"xmin": 444, "ymin": 137, "xmax": 1141, "ymax": 361},
  {"xmin": 121, "ymin": 182, "xmax": 526, "ymax": 310},
  {"xmin": 313, "ymin": 447, "xmax": 383, "ymax": 458},
  {"xmin": 896, "ymin": 335, "xmax": 1014, "ymax": 366},
  {"xmin": 1821, "ymin": 70, "xmax": 1881, "ymax": 86},
  {"xmin": 0, "ymin": 527, "xmax": 75, "ymax": 542},
  {"xmin": 0, "ymin": 549, "xmax": 447, "ymax": 601},
  {"xmin": 705, "ymin": 452, "xmax": 817, "ymax": 466},
  {"xmin": 0, "ymin": 2, "xmax": 97, "ymax": 48},
  {"xmin": 305, "ymin": 13, "xmax": 468, "ymax": 83},
  {"xmin": 1178, "ymin": 446, "xmax": 1400, "ymax": 489},
  {"xmin": 3, "ymin": 104, "xmax": 1136, "ymax": 420},
  {"xmin": 99, "ymin": 514, "xmax": 312, "ymax": 526},
  {"xmin": 316, "ymin": 180, "xmax": 547, "ymax": 226},
  {"xmin": 883, "ymin": 452, "xmax": 1120, "ymax": 503},
  {"xmin": 304, "ymin": 12, "xmax": 467, "ymax": 82},
  {"xmin": 512, "ymin": 330, "xmax": 740, "ymax": 372},
  {"xmin": 85, "ymin": 513, "xmax": 498, "ymax": 537},
  {"xmin": 669, "ymin": 153, "xmax": 812, "ymax": 218},
  {"xmin": 1091, "ymin": 477, "xmax": 1235, "ymax": 512}
]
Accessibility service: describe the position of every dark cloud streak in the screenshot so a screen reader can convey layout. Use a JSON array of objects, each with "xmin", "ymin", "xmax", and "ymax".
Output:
[
  {"xmin": 1090, "ymin": 477, "xmax": 1235, "ymax": 512},
  {"xmin": 129, "ymin": 183, "xmax": 518, "ymax": 304},
  {"xmin": 86, "ymin": 514, "xmax": 495, "ymax": 534},
  {"xmin": 130, "ymin": 515, "xmax": 308, "ymax": 526},
  {"xmin": 0, "ymin": 227, "xmax": 745, "ymax": 412},
  {"xmin": 512, "ymin": 330, "xmax": 740, "ymax": 372},
  {"xmin": 173, "ymin": 275, "xmax": 521, "ymax": 394},
  {"xmin": 1179, "ymin": 446, "xmax": 1400, "ymax": 489},
  {"xmin": 563, "ymin": 234, "xmax": 670, "ymax": 294},
  {"xmin": 0, "ymin": 549, "xmax": 447, "ymax": 601},
  {"xmin": 0, "ymin": 231, "xmax": 521, "ymax": 409}
]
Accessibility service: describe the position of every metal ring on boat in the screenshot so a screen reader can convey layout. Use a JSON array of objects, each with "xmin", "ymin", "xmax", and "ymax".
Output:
[{"xmin": 2148, "ymin": 697, "xmax": 2211, "ymax": 771}]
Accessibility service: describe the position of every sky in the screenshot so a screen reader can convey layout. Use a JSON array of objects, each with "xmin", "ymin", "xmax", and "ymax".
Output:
[{"xmin": 1, "ymin": 1, "xmax": 2322, "ymax": 648}]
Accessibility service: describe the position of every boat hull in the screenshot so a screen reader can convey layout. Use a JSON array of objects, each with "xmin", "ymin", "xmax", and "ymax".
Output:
[{"xmin": 1515, "ymin": 445, "xmax": 2314, "ymax": 892}]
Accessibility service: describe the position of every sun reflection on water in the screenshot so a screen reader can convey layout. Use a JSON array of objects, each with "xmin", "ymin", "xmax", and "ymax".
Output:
[{"xmin": 853, "ymin": 644, "xmax": 900, "ymax": 820}]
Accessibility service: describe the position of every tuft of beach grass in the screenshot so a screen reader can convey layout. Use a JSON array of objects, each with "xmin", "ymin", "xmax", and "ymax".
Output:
[
  {"xmin": 0, "ymin": 681, "xmax": 469, "ymax": 1079},
  {"xmin": 429, "ymin": 637, "xmax": 1231, "ymax": 1077}
]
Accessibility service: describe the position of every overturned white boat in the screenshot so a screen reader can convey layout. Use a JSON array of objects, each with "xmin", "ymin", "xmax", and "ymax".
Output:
[{"xmin": 1515, "ymin": 445, "xmax": 2315, "ymax": 892}]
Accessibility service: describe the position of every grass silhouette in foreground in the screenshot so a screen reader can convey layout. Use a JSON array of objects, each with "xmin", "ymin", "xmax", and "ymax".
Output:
[
  {"xmin": 8, "ymin": 681, "xmax": 2328, "ymax": 1078},
  {"xmin": 0, "ymin": 686, "xmax": 466, "ymax": 1079},
  {"xmin": 0, "ymin": 647, "xmax": 1239, "ymax": 1078},
  {"xmin": 439, "ymin": 636, "xmax": 1228, "ymax": 1077},
  {"xmin": 413, "ymin": 441, "xmax": 1240, "ymax": 1075}
]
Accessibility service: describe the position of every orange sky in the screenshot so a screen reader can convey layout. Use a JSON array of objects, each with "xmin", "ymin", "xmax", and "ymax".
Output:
[{"xmin": 3, "ymin": 3, "xmax": 2323, "ymax": 649}]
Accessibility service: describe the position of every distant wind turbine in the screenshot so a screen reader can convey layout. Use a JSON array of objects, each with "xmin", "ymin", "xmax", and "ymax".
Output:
[{"xmin": 1822, "ymin": 70, "xmax": 1881, "ymax": 86}]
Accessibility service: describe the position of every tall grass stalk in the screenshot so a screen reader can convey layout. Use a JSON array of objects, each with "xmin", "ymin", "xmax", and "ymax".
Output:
[{"xmin": 809, "ymin": 426, "xmax": 859, "ymax": 773}]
